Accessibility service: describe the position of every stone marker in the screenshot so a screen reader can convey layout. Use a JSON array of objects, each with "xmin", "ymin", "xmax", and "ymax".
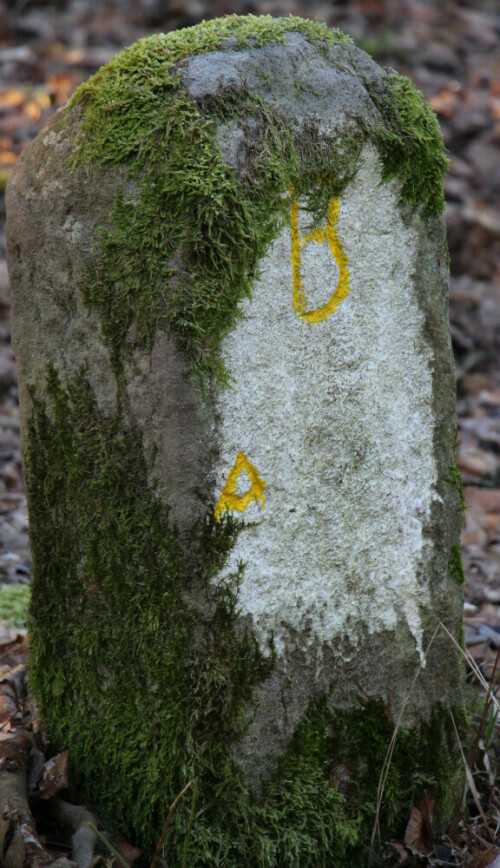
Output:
[{"xmin": 6, "ymin": 15, "xmax": 464, "ymax": 865}]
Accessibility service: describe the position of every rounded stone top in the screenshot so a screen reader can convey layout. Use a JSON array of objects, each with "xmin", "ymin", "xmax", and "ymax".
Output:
[{"xmin": 7, "ymin": 15, "xmax": 448, "ymax": 386}]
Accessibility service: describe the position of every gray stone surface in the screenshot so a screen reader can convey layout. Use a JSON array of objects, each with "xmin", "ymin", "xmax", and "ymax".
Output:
[
  {"xmin": 184, "ymin": 34, "xmax": 385, "ymax": 132},
  {"xmin": 6, "ymin": 108, "xmax": 119, "ymax": 445}
]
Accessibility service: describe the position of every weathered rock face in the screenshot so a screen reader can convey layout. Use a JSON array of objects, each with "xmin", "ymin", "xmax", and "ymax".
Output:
[{"xmin": 6, "ymin": 15, "xmax": 464, "ymax": 865}]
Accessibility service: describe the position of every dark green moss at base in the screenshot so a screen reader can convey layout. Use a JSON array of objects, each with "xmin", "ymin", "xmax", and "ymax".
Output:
[
  {"xmin": 26, "ymin": 367, "xmax": 463, "ymax": 865},
  {"xmin": 26, "ymin": 365, "xmax": 272, "ymax": 855},
  {"xmin": 66, "ymin": 15, "xmax": 448, "ymax": 383}
]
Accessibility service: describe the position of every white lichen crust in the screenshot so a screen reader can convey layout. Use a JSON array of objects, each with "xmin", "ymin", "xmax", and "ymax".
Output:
[{"xmin": 214, "ymin": 146, "xmax": 435, "ymax": 663}]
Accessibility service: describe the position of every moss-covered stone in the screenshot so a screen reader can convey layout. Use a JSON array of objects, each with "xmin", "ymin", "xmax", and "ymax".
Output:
[
  {"xmin": 26, "ymin": 365, "xmax": 269, "ymax": 855},
  {"xmin": 6, "ymin": 14, "xmax": 464, "ymax": 865},
  {"xmin": 371, "ymin": 71, "xmax": 449, "ymax": 216}
]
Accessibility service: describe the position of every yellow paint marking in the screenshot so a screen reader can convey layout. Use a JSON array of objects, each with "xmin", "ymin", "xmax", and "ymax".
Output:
[
  {"xmin": 291, "ymin": 193, "xmax": 350, "ymax": 323},
  {"xmin": 215, "ymin": 451, "xmax": 266, "ymax": 519}
]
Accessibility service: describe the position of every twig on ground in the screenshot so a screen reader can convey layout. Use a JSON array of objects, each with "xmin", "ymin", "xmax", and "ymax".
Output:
[
  {"xmin": 0, "ymin": 730, "xmax": 74, "ymax": 868},
  {"xmin": 0, "ymin": 656, "xmax": 73, "ymax": 868},
  {"xmin": 45, "ymin": 798, "xmax": 102, "ymax": 868}
]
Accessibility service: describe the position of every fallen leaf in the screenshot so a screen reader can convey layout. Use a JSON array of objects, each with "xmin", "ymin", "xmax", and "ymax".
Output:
[
  {"xmin": 429, "ymin": 89, "xmax": 459, "ymax": 117},
  {"xmin": 0, "ymin": 152, "xmax": 17, "ymax": 165},
  {"xmin": 35, "ymin": 750, "xmax": 69, "ymax": 799},
  {"xmin": 104, "ymin": 832, "xmax": 142, "ymax": 867},
  {"xmin": 23, "ymin": 101, "xmax": 42, "ymax": 122},
  {"xmin": 46, "ymin": 72, "xmax": 80, "ymax": 106},
  {"xmin": 404, "ymin": 795, "xmax": 434, "ymax": 856},
  {"xmin": 0, "ymin": 88, "xmax": 24, "ymax": 110},
  {"xmin": 472, "ymin": 845, "xmax": 500, "ymax": 867}
]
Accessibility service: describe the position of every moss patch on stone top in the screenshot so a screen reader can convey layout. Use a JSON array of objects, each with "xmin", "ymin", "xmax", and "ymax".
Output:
[
  {"xmin": 65, "ymin": 14, "xmax": 448, "ymax": 384},
  {"xmin": 373, "ymin": 70, "xmax": 449, "ymax": 216},
  {"xmin": 70, "ymin": 14, "xmax": 351, "ymax": 139}
]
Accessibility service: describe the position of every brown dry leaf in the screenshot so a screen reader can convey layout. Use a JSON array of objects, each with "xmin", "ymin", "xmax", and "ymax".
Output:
[
  {"xmin": 472, "ymin": 844, "xmax": 500, "ymax": 867},
  {"xmin": 429, "ymin": 88, "xmax": 459, "ymax": 117},
  {"xmin": 105, "ymin": 832, "xmax": 142, "ymax": 867},
  {"xmin": 458, "ymin": 446, "xmax": 499, "ymax": 479},
  {"xmin": 36, "ymin": 750, "xmax": 69, "ymax": 799},
  {"xmin": 481, "ymin": 389, "xmax": 500, "ymax": 407},
  {"xmin": 0, "ymin": 88, "xmax": 25, "ymax": 110},
  {"xmin": 46, "ymin": 72, "xmax": 80, "ymax": 106},
  {"xmin": 0, "ymin": 151, "xmax": 17, "ymax": 165},
  {"xmin": 465, "ymin": 487, "xmax": 500, "ymax": 512},
  {"xmin": 0, "ymin": 635, "xmax": 28, "ymax": 668},
  {"xmin": 403, "ymin": 795, "xmax": 434, "ymax": 856},
  {"xmin": 23, "ymin": 101, "xmax": 42, "ymax": 122}
]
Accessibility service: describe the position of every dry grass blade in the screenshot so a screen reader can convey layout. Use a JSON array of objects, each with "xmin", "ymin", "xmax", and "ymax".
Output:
[
  {"xmin": 181, "ymin": 778, "xmax": 198, "ymax": 868},
  {"xmin": 450, "ymin": 641, "xmax": 500, "ymax": 837},
  {"xmin": 150, "ymin": 778, "xmax": 197, "ymax": 868},
  {"xmin": 368, "ymin": 624, "xmax": 440, "ymax": 867},
  {"xmin": 449, "ymin": 708, "xmax": 495, "ymax": 842},
  {"xmin": 368, "ymin": 617, "xmax": 494, "ymax": 867},
  {"xmin": 88, "ymin": 824, "xmax": 130, "ymax": 868},
  {"xmin": 439, "ymin": 622, "xmax": 500, "ymax": 715}
]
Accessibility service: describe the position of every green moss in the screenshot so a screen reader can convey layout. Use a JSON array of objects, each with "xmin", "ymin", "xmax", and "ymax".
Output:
[
  {"xmin": 26, "ymin": 364, "xmax": 271, "ymax": 854},
  {"xmin": 369, "ymin": 71, "xmax": 449, "ymax": 216},
  {"xmin": 77, "ymin": 89, "xmax": 304, "ymax": 383},
  {"xmin": 26, "ymin": 365, "xmax": 462, "ymax": 865},
  {"xmin": 70, "ymin": 14, "xmax": 351, "ymax": 134},
  {"xmin": 65, "ymin": 15, "xmax": 447, "ymax": 382},
  {"xmin": 0, "ymin": 583, "xmax": 30, "ymax": 628},
  {"xmin": 448, "ymin": 463, "xmax": 466, "ymax": 511},
  {"xmin": 449, "ymin": 543, "xmax": 465, "ymax": 587}
]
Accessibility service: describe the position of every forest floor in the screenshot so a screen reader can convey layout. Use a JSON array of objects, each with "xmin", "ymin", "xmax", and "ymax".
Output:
[{"xmin": 1, "ymin": 0, "xmax": 500, "ymax": 865}]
